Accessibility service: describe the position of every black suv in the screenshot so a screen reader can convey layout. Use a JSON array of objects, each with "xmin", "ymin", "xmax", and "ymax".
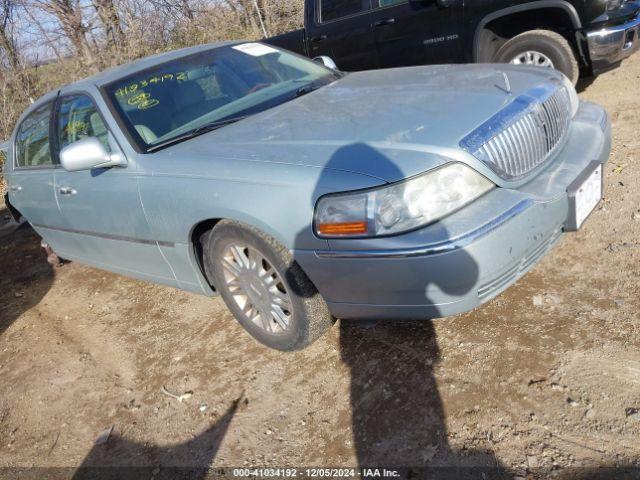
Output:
[{"xmin": 266, "ymin": 0, "xmax": 640, "ymax": 83}]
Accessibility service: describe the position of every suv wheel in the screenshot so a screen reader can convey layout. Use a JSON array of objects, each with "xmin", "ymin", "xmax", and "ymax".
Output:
[
  {"xmin": 205, "ymin": 220, "xmax": 334, "ymax": 351},
  {"xmin": 493, "ymin": 29, "xmax": 579, "ymax": 85}
]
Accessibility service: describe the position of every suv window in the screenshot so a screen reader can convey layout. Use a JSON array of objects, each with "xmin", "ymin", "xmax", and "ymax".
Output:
[
  {"xmin": 15, "ymin": 102, "xmax": 53, "ymax": 168},
  {"xmin": 376, "ymin": 0, "xmax": 405, "ymax": 6},
  {"xmin": 58, "ymin": 94, "xmax": 110, "ymax": 152},
  {"xmin": 320, "ymin": 0, "xmax": 370, "ymax": 22}
]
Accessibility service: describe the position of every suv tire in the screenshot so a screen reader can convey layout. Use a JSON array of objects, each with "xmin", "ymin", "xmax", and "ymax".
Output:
[{"xmin": 493, "ymin": 29, "xmax": 579, "ymax": 85}]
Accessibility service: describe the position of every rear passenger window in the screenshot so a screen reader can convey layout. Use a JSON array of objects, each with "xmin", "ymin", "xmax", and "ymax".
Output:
[
  {"xmin": 15, "ymin": 103, "xmax": 53, "ymax": 168},
  {"xmin": 321, "ymin": 0, "xmax": 370, "ymax": 22},
  {"xmin": 58, "ymin": 94, "xmax": 110, "ymax": 152}
]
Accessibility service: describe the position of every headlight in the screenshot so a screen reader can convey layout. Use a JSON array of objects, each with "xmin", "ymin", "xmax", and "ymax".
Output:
[
  {"xmin": 561, "ymin": 75, "xmax": 579, "ymax": 118},
  {"xmin": 314, "ymin": 163, "xmax": 495, "ymax": 238}
]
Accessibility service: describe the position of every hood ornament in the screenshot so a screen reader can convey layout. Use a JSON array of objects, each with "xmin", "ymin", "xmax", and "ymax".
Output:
[{"xmin": 495, "ymin": 72, "xmax": 512, "ymax": 96}]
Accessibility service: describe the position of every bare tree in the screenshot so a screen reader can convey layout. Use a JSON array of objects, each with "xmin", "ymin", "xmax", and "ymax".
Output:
[
  {"xmin": 33, "ymin": 0, "xmax": 94, "ymax": 61},
  {"xmin": 0, "ymin": 0, "xmax": 19, "ymax": 70},
  {"xmin": 92, "ymin": 0, "xmax": 123, "ymax": 46},
  {"xmin": 180, "ymin": 0, "xmax": 194, "ymax": 21},
  {"xmin": 21, "ymin": 5, "xmax": 65, "ymax": 61}
]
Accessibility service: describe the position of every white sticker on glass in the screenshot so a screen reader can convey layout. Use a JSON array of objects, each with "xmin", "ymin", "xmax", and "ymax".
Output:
[{"xmin": 232, "ymin": 43, "xmax": 279, "ymax": 57}]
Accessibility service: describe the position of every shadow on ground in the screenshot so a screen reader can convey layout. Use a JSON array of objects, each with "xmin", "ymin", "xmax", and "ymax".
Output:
[
  {"xmin": 0, "ymin": 208, "xmax": 54, "ymax": 337},
  {"xmin": 340, "ymin": 320, "xmax": 511, "ymax": 479},
  {"xmin": 71, "ymin": 395, "xmax": 242, "ymax": 480},
  {"xmin": 576, "ymin": 75, "xmax": 596, "ymax": 93}
]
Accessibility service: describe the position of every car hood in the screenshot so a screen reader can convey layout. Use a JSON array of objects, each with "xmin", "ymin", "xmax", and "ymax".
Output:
[{"xmin": 166, "ymin": 64, "xmax": 567, "ymax": 183}]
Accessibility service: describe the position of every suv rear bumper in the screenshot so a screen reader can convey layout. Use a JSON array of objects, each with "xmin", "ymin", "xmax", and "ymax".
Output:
[{"xmin": 587, "ymin": 15, "xmax": 640, "ymax": 74}]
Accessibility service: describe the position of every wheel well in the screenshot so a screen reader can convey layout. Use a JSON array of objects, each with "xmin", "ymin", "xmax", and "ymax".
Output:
[
  {"xmin": 190, "ymin": 218, "xmax": 223, "ymax": 291},
  {"xmin": 189, "ymin": 218, "xmax": 319, "ymax": 298},
  {"xmin": 477, "ymin": 8, "xmax": 580, "ymax": 63},
  {"xmin": 3, "ymin": 193, "xmax": 22, "ymax": 223}
]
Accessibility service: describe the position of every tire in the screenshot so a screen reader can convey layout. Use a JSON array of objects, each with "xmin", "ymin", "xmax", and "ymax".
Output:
[
  {"xmin": 205, "ymin": 220, "xmax": 334, "ymax": 351},
  {"xmin": 493, "ymin": 29, "xmax": 579, "ymax": 85}
]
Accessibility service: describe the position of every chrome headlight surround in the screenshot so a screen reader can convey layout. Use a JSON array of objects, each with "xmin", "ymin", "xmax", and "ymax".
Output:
[
  {"xmin": 314, "ymin": 163, "xmax": 495, "ymax": 238},
  {"xmin": 561, "ymin": 75, "xmax": 579, "ymax": 118}
]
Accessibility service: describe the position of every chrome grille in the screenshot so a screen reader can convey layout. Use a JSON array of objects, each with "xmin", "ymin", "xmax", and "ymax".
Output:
[{"xmin": 460, "ymin": 84, "xmax": 573, "ymax": 180}]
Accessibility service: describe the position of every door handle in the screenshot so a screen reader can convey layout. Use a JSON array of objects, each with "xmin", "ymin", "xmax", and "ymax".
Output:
[
  {"xmin": 9, "ymin": 185, "xmax": 22, "ymax": 192},
  {"xmin": 374, "ymin": 18, "xmax": 396, "ymax": 27},
  {"xmin": 58, "ymin": 187, "xmax": 77, "ymax": 196},
  {"xmin": 310, "ymin": 34, "xmax": 327, "ymax": 43}
]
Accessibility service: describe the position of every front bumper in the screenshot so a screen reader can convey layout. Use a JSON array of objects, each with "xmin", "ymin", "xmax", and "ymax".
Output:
[
  {"xmin": 293, "ymin": 102, "xmax": 611, "ymax": 320},
  {"xmin": 587, "ymin": 15, "xmax": 640, "ymax": 74}
]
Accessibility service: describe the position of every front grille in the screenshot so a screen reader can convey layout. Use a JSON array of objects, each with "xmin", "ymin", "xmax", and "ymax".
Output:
[{"xmin": 460, "ymin": 83, "xmax": 573, "ymax": 180}]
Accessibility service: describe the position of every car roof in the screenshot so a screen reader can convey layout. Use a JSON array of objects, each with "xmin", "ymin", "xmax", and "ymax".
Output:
[{"xmin": 66, "ymin": 40, "xmax": 242, "ymax": 90}]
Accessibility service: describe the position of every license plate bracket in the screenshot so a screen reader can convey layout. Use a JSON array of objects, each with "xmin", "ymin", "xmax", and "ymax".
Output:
[{"xmin": 566, "ymin": 161, "xmax": 603, "ymax": 232}]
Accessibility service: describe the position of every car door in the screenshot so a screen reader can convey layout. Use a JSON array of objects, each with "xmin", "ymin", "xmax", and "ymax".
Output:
[
  {"xmin": 370, "ymin": 0, "xmax": 464, "ymax": 68},
  {"xmin": 52, "ymin": 92, "xmax": 177, "ymax": 285},
  {"xmin": 306, "ymin": 0, "xmax": 379, "ymax": 71},
  {"xmin": 6, "ymin": 100, "xmax": 73, "ymax": 255}
]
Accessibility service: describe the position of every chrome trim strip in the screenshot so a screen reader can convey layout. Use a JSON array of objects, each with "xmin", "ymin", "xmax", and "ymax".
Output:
[
  {"xmin": 314, "ymin": 199, "xmax": 534, "ymax": 259},
  {"xmin": 32, "ymin": 223, "xmax": 175, "ymax": 247}
]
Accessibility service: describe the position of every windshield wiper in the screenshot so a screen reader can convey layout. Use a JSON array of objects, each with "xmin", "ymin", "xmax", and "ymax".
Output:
[
  {"xmin": 190, "ymin": 115, "xmax": 249, "ymax": 135},
  {"xmin": 147, "ymin": 116, "xmax": 248, "ymax": 152},
  {"xmin": 294, "ymin": 73, "xmax": 343, "ymax": 99},
  {"xmin": 294, "ymin": 84, "xmax": 319, "ymax": 98}
]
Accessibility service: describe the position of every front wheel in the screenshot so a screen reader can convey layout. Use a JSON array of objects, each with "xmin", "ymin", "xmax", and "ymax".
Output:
[
  {"xmin": 493, "ymin": 29, "xmax": 579, "ymax": 85},
  {"xmin": 205, "ymin": 220, "xmax": 334, "ymax": 351}
]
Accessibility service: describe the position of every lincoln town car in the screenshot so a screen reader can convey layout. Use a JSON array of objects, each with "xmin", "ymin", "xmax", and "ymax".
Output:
[{"xmin": 2, "ymin": 42, "xmax": 610, "ymax": 350}]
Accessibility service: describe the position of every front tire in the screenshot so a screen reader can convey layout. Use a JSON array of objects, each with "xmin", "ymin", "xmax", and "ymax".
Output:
[
  {"xmin": 493, "ymin": 29, "xmax": 579, "ymax": 85},
  {"xmin": 205, "ymin": 220, "xmax": 334, "ymax": 351}
]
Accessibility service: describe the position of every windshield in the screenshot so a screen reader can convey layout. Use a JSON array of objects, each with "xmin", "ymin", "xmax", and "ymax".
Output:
[{"xmin": 104, "ymin": 43, "xmax": 339, "ymax": 152}]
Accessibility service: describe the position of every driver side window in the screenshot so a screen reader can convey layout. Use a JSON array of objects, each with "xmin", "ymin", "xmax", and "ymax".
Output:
[{"xmin": 58, "ymin": 94, "xmax": 110, "ymax": 152}]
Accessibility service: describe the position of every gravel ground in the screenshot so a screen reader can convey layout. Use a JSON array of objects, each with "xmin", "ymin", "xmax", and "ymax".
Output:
[{"xmin": 1, "ymin": 56, "xmax": 640, "ymax": 479}]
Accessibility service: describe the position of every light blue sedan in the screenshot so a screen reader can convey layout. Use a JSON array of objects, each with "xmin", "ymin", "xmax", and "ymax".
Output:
[{"xmin": 3, "ymin": 42, "xmax": 610, "ymax": 350}]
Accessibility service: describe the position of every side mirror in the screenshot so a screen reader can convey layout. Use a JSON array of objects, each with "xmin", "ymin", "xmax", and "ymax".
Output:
[
  {"xmin": 60, "ymin": 137, "xmax": 127, "ymax": 172},
  {"xmin": 313, "ymin": 56, "xmax": 338, "ymax": 70}
]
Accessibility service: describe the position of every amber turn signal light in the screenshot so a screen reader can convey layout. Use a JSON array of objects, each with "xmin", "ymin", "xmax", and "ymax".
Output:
[{"xmin": 317, "ymin": 221, "xmax": 368, "ymax": 236}]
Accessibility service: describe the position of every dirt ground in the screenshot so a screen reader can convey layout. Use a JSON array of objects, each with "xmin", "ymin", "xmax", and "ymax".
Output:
[{"xmin": 2, "ymin": 56, "xmax": 640, "ymax": 480}]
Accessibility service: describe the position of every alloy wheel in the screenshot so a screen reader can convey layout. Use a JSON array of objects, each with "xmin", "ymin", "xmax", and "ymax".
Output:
[
  {"xmin": 509, "ymin": 51, "xmax": 555, "ymax": 68},
  {"xmin": 221, "ymin": 243, "xmax": 292, "ymax": 334}
]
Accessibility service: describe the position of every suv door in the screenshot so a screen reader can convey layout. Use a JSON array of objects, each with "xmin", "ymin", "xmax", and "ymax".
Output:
[
  {"xmin": 307, "ymin": 0, "xmax": 378, "ymax": 71},
  {"xmin": 370, "ymin": 0, "xmax": 463, "ymax": 68},
  {"xmin": 53, "ymin": 92, "xmax": 177, "ymax": 285},
  {"xmin": 7, "ymin": 101, "xmax": 71, "ymax": 254}
]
